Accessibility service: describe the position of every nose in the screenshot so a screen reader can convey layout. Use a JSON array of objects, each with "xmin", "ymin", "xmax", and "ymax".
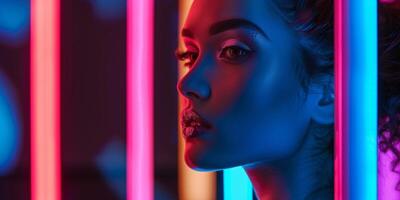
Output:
[{"xmin": 177, "ymin": 69, "xmax": 211, "ymax": 102}]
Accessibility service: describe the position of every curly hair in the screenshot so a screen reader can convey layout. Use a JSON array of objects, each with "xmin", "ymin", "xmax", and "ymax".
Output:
[
  {"xmin": 282, "ymin": 0, "xmax": 400, "ymax": 191},
  {"xmin": 273, "ymin": 0, "xmax": 334, "ymax": 81},
  {"xmin": 378, "ymin": 1, "xmax": 400, "ymax": 190}
]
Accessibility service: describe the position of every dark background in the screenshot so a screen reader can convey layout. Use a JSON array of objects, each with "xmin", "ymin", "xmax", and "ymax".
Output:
[{"xmin": 0, "ymin": 0, "xmax": 180, "ymax": 199}]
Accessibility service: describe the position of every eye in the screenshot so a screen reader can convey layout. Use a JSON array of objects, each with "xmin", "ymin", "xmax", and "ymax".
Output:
[
  {"xmin": 176, "ymin": 50, "xmax": 198, "ymax": 68},
  {"xmin": 218, "ymin": 45, "xmax": 252, "ymax": 64}
]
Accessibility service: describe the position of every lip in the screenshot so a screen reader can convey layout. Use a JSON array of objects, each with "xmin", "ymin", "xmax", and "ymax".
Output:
[{"xmin": 181, "ymin": 108, "xmax": 212, "ymax": 139}]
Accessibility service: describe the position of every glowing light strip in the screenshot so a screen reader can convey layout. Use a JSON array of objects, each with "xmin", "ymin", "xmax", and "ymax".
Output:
[
  {"xmin": 335, "ymin": 1, "xmax": 377, "ymax": 199},
  {"xmin": 30, "ymin": 0, "xmax": 61, "ymax": 199},
  {"xmin": 127, "ymin": 0, "xmax": 154, "ymax": 199},
  {"xmin": 347, "ymin": 0, "xmax": 377, "ymax": 199},
  {"xmin": 334, "ymin": 0, "xmax": 346, "ymax": 198},
  {"xmin": 178, "ymin": 1, "xmax": 217, "ymax": 200},
  {"xmin": 223, "ymin": 167, "xmax": 253, "ymax": 200}
]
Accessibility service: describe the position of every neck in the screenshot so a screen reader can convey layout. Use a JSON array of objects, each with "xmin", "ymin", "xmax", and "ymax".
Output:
[{"xmin": 244, "ymin": 127, "xmax": 333, "ymax": 200}]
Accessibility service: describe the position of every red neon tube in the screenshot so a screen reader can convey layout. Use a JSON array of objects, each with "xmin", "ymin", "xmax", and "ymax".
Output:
[
  {"xmin": 127, "ymin": 0, "xmax": 154, "ymax": 199},
  {"xmin": 30, "ymin": 0, "xmax": 61, "ymax": 200}
]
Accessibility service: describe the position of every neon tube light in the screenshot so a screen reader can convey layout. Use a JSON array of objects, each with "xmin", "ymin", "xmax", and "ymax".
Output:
[
  {"xmin": 178, "ymin": 1, "xmax": 217, "ymax": 200},
  {"xmin": 127, "ymin": 0, "xmax": 154, "ymax": 199},
  {"xmin": 334, "ymin": 0, "xmax": 347, "ymax": 198},
  {"xmin": 347, "ymin": 0, "xmax": 377, "ymax": 199},
  {"xmin": 30, "ymin": 0, "xmax": 61, "ymax": 199},
  {"xmin": 224, "ymin": 167, "xmax": 253, "ymax": 200},
  {"xmin": 335, "ymin": 0, "xmax": 378, "ymax": 199}
]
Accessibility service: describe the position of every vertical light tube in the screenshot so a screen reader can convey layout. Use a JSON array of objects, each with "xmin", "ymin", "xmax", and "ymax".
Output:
[
  {"xmin": 178, "ymin": 1, "xmax": 217, "ymax": 200},
  {"xmin": 127, "ymin": 0, "xmax": 154, "ymax": 199},
  {"xmin": 223, "ymin": 167, "xmax": 253, "ymax": 200},
  {"xmin": 334, "ymin": 0, "xmax": 347, "ymax": 198},
  {"xmin": 347, "ymin": 0, "xmax": 378, "ymax": 199},
  {"xmin": 335, "ymin": 0, "xmax": 377, "ymax": 199},
  {"xmin": 30, "ymin": 0, "xmax": 61, "ymax": 199}
]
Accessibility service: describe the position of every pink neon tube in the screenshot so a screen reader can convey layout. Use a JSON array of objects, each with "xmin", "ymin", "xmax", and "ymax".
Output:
[
  {"xmin": 334, "ymin": 0, "xmax": 348, "ymax": 199},
  {"xmin": 127, "ymin": 0, "xmax": 154, "ymax": 199},
  {"xmin": 30, "ymin": 0, "xmax": 61, "ymax": 200}
]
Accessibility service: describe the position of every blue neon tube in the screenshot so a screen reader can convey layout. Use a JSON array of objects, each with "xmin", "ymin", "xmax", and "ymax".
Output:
[
  {"xmin": 347, "ymin": 0, "xmax": 378, "ymax": 199},
  {"xmin": 224, "ymin": 167, "xmax": 253, "ymax": 200}
]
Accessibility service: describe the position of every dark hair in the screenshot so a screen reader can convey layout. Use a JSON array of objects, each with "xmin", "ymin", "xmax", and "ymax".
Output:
[
  {"xmin": 284, "ymin": 0, "xmax": 336, "ymax": 195},
  {"xmin": 378, "ymin": 2, "xmax": 400, "ymax": 190},
  {"xmin": 292, "ymin": 1, "xmax": 336, "ymax": 197},
  {"xmin": 287, "ymin": 0, "xmax": 400, "ymax": 191},
  {"xmin": 274, "ymin": 0, "xmax": 334, "ymax": 86}
]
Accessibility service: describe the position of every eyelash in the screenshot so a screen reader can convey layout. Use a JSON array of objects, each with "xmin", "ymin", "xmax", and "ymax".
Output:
[
  {"xmin": 176, "ymin": 46, "xmax": 253, "ymax": 68},
  {"xmin": 218, "ymin": 46, "xmax": 252, "ymax": 63},
  {"xmin": 176, "ymin": 50, "xmax": 198, "ymax": 68}
]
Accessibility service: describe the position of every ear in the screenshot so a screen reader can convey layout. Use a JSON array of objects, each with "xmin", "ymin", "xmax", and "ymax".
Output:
[{"xmin": 307, "ymin": 74, "xmax": 334, "ymax": 125}]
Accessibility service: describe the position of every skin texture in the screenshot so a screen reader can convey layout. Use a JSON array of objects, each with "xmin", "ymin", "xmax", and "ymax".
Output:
[{"xmin": 177, "ymin": 0, "xmax": 334, "ymax": 199}]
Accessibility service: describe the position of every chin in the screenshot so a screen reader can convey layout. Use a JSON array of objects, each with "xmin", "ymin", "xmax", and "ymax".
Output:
[
  {"xmin": 184, "ymin": 147, "xmax": 246, "ymax": 172},
  {"xmin": 185, "ymin": 151, "xmax": 216, "ymax": 172},
  {"xmin": 184, "ymin": 148, "xmax": 228, "ymax": 172}
]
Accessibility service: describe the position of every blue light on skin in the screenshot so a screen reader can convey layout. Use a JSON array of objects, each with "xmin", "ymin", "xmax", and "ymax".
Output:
[
  {"xmin": 224, "ymin": 167, "xmax": 253, "ymax": 200},
  {"xmin": 178, "ymin": 0, "xmax": 334, "ymax": 199},
  {"xmin": 347, "ymin": 0, "xmax": 377, "ymax": 199},
  {"xmin": 0, "ymin": 0, "xmax": 29, "ymax": 45},
  {"xmin": 0, "ymin": 71, "xmax": 21, "ymax": 175}
]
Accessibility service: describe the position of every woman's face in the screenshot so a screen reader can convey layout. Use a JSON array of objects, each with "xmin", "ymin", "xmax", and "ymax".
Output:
[{"xmin": 177, "ymin": 0, "xmax": 315, "ymax": 171}]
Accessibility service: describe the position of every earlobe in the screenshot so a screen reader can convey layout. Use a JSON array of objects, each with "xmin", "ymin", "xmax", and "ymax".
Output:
[
  {"xmin": 318, "ymin": 85, "xmax": 335, "ymax": 106},
  {"xmin": 310, "ymin": 80, "xmax": 334, "ymax": 125},
  {"xmin": 313, "ymin": 99, "xmax": 334, "ymax": 125}
]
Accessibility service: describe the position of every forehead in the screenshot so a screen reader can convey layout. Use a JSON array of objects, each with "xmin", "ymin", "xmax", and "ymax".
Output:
[{"xmin": 183, "ymin": 0, "xmax": 290, "ymax": 40}]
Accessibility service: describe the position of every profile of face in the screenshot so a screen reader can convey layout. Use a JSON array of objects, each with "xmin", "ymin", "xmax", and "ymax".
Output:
[{"xmin": 177, "ymin": 0, "xmax": 333, "ymax": 171}]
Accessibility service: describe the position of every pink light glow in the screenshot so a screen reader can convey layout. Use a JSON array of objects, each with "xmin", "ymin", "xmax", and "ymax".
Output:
[
  {"xmin": 30, "ymin": 0, "xmax": 61, "ymax": 199},
  {"xmin": 334, "ymin": 0, "xmax": 347, "ymax": 199},
  {"xmin": 379, "ymin": 148, "xmax": 400, "ymax": 200},
  {"xmin": 380, "ymin": 0, "xmax": 396, "ymax": 3},
  {"xmin": 127, "ymin": 0, "xmax": 154, "ymax": 199}
]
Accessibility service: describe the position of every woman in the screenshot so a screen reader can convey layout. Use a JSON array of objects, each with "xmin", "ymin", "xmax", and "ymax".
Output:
[
  {"xmin": 175, "ymin": 0, "xmax": 400, "ymax": 199},
  {"xmin": 378, "ymin": 1, "xmax": 400, "ymax": 199},
  {"xmin": 176, "ymin": 0, "xmax": 334, "ymax": 199}
]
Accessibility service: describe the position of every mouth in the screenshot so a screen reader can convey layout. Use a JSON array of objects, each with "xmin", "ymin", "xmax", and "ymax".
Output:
[{"xmin": 181, "ymin": 109, "xmax": 212, "ymax": 139}]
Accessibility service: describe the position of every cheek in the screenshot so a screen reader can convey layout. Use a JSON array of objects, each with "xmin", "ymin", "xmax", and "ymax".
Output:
[
  {"xmin": 186, "ymin": 49, "xmax": 309, "ymax": 168},
  {"xmin": 211, "ymin": 60, "xmax": 309, "ymax": 164},
  {"xmin": 204, "ymin": 64, "xmax": 252, "ymax": 115},
  {"xmin": 246, "ymin": 113, "xmax": 308, "ymax": 159},
  {"xmin": 188, "ymin": 109, "xmax": 309, "ymax": 170},
  {"xmin": 213, "ymin": 98, "xmax": 309, "ymax": 165}
]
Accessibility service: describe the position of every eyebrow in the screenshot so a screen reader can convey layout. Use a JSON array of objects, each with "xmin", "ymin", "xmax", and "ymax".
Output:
[
  {"xmin": 209, "ymin": 18, "xmax": 268, "ymax": 38},
  {"xmin": 181, "ymin": 18, "xmax": 269, "ymax": 40}
]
